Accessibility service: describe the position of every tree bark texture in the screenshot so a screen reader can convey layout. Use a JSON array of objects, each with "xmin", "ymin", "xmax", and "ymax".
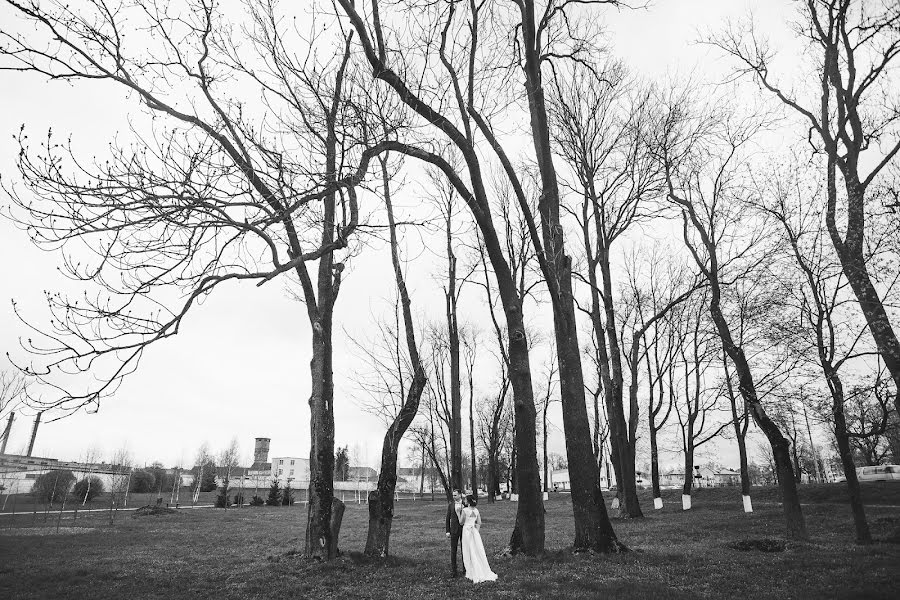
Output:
[{"xmin": 305, "ymin": 328, "xmax": 338, "ymax": 558}]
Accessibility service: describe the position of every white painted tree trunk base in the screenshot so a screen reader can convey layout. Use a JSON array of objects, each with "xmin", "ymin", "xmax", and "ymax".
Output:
[
  {"xmin": 742, "ymin": 495, "xmax": 753, "ymax": 513},
  {"xmin": 682, "ymin": 494, "xmax": 691, "ymax": 510},
  {"xmin": 543, "ymin": 491, "xmax": 549, "ymax": 500},
  {"xmin": 510, "ymin": 493, "xmax": 519, "ymax": 502},
  {"xmin": 611, "ymin": 497, "xmax": 620, "ymax": 510},
  {"xmin": 654, "ymin": 497, "xmax": 663, "ymax": 510}
]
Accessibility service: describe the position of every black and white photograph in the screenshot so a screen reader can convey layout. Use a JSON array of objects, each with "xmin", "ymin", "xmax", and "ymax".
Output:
[{"xmin": 0, "ymin": 0, "xmax": 898, "ymax": 597}]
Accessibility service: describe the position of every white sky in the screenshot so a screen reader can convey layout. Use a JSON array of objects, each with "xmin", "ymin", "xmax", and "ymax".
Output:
[{"xmin": 0, "ymin": 0, "xmax": 803, "ymax": 471}]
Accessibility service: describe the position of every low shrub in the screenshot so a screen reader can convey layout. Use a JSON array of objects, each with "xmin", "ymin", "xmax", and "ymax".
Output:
[{"xmin": 73, "ymin": 476, "xmax": 104, "ymax": 502}]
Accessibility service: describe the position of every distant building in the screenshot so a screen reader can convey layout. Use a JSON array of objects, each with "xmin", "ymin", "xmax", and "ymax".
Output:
[
  {"xmin": 713, "ymin": 468, "xmax": 741, "ymax": 487},
  {"xmin": 0, "ymin": 452, "xmax": 130, "ymax": 495},
  {"xmin": 660, "ymin": 466, "xmax": 724, "ymax": 488},
  {"xmin": 271, "ymin": 456, "xmax": 310, "ymax": 487},
  {"xmin": 551, "ymin": 468, "xmax": 612, "ymax": 491},
  {"xmin": 245, "ymin": 437, "xmax": 273, "ymax": 491}
]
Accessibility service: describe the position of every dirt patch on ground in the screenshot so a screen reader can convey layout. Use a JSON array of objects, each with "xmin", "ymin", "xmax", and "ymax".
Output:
[
  {"xmin": 727, "ymin": 539, "xmax": 787, "ymax": 552},
  {"xmin": 132, "ymin": 505, "xmax": 178, "ymax": 517},
  {"xmin": 0, "ymin": 526, "xmax": 97, "ymax": 536}
]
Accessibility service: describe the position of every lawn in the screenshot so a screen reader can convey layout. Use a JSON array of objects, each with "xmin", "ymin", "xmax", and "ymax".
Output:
[{"xmin": 1, "ymin": 484, "xmax": 898, "ymax": 599}]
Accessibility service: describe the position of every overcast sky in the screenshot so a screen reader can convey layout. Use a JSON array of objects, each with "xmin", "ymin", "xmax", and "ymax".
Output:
[{"xmin": 0, "ymin": 0, "xmax": 799, "ymax": 471}]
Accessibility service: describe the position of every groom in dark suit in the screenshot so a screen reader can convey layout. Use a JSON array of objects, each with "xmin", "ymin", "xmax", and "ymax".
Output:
[{"xmin": 445, "ymin": 488, "xmax": 465, "ymax": 577}]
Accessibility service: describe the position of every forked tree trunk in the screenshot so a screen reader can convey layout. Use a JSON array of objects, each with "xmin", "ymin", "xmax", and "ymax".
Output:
[
  {"xmin": 521, "ymin": 33, "xmax": 623, "ymax": 547},
  {"xmin": 600, "ymin": 257, "xmax": 640, "ymax": 519},
  {"xmin": 584, "ymin": 252, "xmax": 624, "ymax": 505},
  {"xmin": 365, "ymin": 158, "xmax": 428, "ymax": 557}
]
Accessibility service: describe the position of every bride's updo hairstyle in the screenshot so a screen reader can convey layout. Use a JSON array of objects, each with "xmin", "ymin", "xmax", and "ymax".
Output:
[{"xmin": 466, "ymin": 494, "xmax": 477, "ymax": 507}]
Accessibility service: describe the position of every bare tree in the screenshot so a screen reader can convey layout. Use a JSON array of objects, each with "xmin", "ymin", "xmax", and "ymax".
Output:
[
  {"xmin": 536, "ymin": 350, "xmax": 559, "ymax": 494},
  {"xmin": 218, "ymin": 438, "xmax": 241, "ymax": 511},
  {"xmin": 334, "ymin": 0, "xmax": 551, "ymax": 554},
  {"xmin": 653, "ymin": 87, "xmax": 809, "ymax": 539},
  {"xmin": 336, "ymin": 0, "xmax": 634, "ymax": 553},
  {"xmin": 430, "ymin": 174, "xmax": 468, "ymax": 493},
  {"xmin": 755, "ymin": 159, "xmax": 898, "ymax": 543},
  {"xmin": 107, "ymin": 447, "xmax": 131, "ymax": 523},
  {"xmin": 621, "ymin": 248, "xmax": 699, "ymax": 509},
  {"xmin": 672, "ymin": 292, "xmax": 732, "ymax": 509},
  {"xmin": 191, "ymin": 442, "xmax": 214, "ymax": 504},
  {"xmin": 0, "ymin": 0, "xmax": 402, "ymax": 559},
  {"xmin": 552, "ymin": 62, "xmax": 660, "ymax": 520},
  {"xmin": 707, "ymin": 0, "xmax": 900, "ymax": 418},
  {"xmin": 362, "ymin": 154, "xmax": 427, "ymax": 557}
]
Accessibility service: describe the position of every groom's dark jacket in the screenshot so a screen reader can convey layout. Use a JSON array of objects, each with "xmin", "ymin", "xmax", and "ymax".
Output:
[{"xmin": 445, "ymin": 500, "xmax": 462, "ymax": 536}]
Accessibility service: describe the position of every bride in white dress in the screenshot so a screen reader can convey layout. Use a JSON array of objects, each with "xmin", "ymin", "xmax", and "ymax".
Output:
[{"xmin": 460, "ymin": 495, "xmax": 498, "ymax": 584}]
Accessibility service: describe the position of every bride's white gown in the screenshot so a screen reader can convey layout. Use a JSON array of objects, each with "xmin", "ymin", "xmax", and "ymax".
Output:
[{"xmin": 460, "ymin": 507, "xmax": 498, "ymax": 583}]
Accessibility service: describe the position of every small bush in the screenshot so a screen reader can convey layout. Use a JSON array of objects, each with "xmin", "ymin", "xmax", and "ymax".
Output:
[
  {"xmin": 130, "ymin": 469, "xmax": 156, "ymax": 493},
  {"xmin": 249, "ymin": 495, "xmax": 264, "ymax": 506},
  {"xmin": 73, "ymin": 476, "xmax": 104, "ymax": 502},
  {"xmin": 215, "ymin": 487, "xmax": 230, "ymax": 508},
  {"xmin": 32, "ymin": 470, "xmax": 76, "ymax": 504}
]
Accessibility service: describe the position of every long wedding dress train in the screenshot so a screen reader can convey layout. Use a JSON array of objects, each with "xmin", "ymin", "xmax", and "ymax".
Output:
[{"xmin": 460, "ymin": 507, "xmax": 498, "ymax": 584}]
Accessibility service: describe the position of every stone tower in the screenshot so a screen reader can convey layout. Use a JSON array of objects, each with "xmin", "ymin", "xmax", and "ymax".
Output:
[{"xmin": 253, "ymin": 437, "xmax": 271, "ymax": 467}]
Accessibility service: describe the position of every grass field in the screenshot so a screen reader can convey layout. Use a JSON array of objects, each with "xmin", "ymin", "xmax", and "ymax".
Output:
[{"xmin": 1, "ymin": 483, "xmax": 899, "ymax": 599}]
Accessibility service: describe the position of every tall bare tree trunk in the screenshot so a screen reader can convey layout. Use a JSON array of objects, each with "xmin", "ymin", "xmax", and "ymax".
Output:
[
  {"xmin": 600, "ymin": 257, "xmax": 642, "ymax": 519},
  {"xmin": 584, "ymin": 238, "xmax": 623, "ymax": 502},
  {"xmin": 365, "ymin": 157, "xmax": 428, "ymax": 557},
  {"xmin": 517, "ymin": 0, "xmax": 623, "ymax": 552},
  {"xmin": 833, "ymin": 394, "xmax": 871, "ymax": 544},
  {"xmin": 446, "ymin": 225, "xmax": 463, "ymax": 492},
  {"xmin": 302, "ymin": 41, "xmax": 353, "ymax": 560}
]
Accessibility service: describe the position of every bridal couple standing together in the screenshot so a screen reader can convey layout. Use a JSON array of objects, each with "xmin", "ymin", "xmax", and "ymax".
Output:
[{"xmin": 445, "ymin": 489, "xmax": 498, "ymax": 584}]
